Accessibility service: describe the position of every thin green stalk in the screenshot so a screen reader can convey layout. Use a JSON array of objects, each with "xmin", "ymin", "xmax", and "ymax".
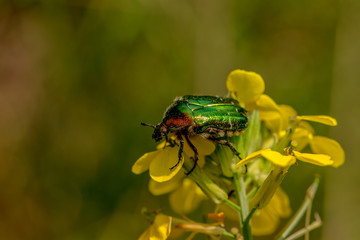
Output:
[
  {"xmin": 247, "ymin": 185, "xmax": 259, "ymax": 199},
  {"xmin": 233, "ymin": 169, "xmax": 252, "ymax": 240},
  {"xmin": 244, "ymin": 176, "xmax": 252, "ymax": 186},
  {"xmin": 304, "ymin": 193, "xmax": 313, "ymax": 240},
  {"xmin": 222, "ymin": 231, "xmax": 237, "ymax": 239},
  {"xmin": 276, "ymin": 177, "xmax": 320, "ymax": 240},
  {"xmin": 223, "ymin": 198, "xmax": 241, "ymax": 212},
  {"xmin": 285, "ymin": 213, "xmax": 322, "ymax": 240}
]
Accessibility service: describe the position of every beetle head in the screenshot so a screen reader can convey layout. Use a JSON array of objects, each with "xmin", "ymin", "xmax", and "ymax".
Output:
[
  {"xmin": 152, "ymin": 123, "xmax": 167, "ymax": 142},
  {"xmin": 141, "ymin": 122, "xmax": 166, "ymax": 142}
]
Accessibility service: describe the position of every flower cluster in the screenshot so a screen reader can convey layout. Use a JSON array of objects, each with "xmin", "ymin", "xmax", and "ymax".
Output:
[{"xmin": 133, "ymin": 70, "xmax": 344, "ymax": 239}]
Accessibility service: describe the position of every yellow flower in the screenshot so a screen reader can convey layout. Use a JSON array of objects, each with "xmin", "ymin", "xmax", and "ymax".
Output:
[
  {"xmin": 226, "ymin": 70, "xmax": 343, "ymax": 140},
  {"xmin": 140, "ymin": 213, "xmax": 226, "ymax": 240},
  {"xmin": 139, "ymin": 214, "xmax": 172, "ymax": 240},
  {"xmin": 235, "ymin": 148, "xmax": 334, "ymax": 169},
  {"xmin": 226, "ymin": 70, "xmax": 265, "ymax": 106},
  {"xmin": 310, "ymin": 136, "xmax": 345, "ymax": 167},
  {"xmin": 169, "ymin": 178, "xmax": 207, "ymax": 214},
  {"xmin": 291, "ymin": 121, "xmax": 315, "ymax": 151},
  {"xmin": 132, "ymin": 136, "xmax": 215, "ymax": 182},
  {"xmin": 251, "ymin": 188, "xmax": 291, "ymax": 236},
  {"xmin": 148, "ymin": 172, "xmax": 184, "ymax": 196},
  {"xmin": 219, "ymin": 188, "xmax": 291, "ymax": 236},
  {"xmin": 296, "ymin": 115, "xmax": 337, "ymax": 126},
  {"xmin": 226, "ymin": 70, "xmax": 284, "ymax": 133},
  {"xmin": 292, "ymin": 116, "xmax": 345, "ymax": 167},
  {"xmin": 235, "ymin": 148, "xmax": 333, "ymax": 209},
  {"xmin": 149, "ymin": 177, "xmax": 207, "ymax": 214}
]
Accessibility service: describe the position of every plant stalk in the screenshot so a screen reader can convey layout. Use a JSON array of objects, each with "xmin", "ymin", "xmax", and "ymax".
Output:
[
  {"xmin": 276, "ymin": 177, "xmax": 320, "ymax": 240},
  {"xmin": 233, "ymin": 168, "xmax": 252, "ymax": 240}
]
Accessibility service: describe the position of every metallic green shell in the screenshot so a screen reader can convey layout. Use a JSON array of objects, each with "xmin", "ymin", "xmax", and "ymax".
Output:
[{"xmin": 163, "ymin": 95, "xmax": 247, "ymax": 133}]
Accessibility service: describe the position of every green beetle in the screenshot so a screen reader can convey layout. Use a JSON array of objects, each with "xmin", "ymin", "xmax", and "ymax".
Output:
[{"xmin": 142, "ymin": 95, "xmax": 248, "ymax": 174}]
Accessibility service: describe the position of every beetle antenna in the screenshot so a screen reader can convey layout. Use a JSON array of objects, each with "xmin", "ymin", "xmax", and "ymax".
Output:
[{"xmin": 141, "ymin": 122, "xmax": 156, "ymax": 128}]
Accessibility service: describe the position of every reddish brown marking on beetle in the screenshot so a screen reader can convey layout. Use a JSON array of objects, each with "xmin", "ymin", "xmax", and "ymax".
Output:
[{"xmin": 165, "ymin": 114, "xmax": 192, "ymax": 127}]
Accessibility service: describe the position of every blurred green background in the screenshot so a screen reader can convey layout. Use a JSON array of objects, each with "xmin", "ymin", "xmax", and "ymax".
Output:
[{"xmin": 0, "ymin": 0, "xmax": 358, "ymax": 239}]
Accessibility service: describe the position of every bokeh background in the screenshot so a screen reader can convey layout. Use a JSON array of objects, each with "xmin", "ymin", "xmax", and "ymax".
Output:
[{"xmin": 0, "ymin": 0, "xmax": 359, "ymax": 239}]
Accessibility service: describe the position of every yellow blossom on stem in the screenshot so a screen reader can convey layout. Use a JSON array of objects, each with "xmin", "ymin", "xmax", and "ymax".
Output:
[
  {"xmin": 140, "ymin": 211, "xmax": 231, "ymax": 240},
  {"xmin": 296, "ymin": 115, "xmax": 337, "ymax": 126},
  {"xmin": 135, "ymin": 69, "xmax": 345, "ymax": 240},
  {"xmin": 132, "ymin": 136, "xmax": 215, "ymax": 182},
  {"xmin": 148, "ymin": 172, "xmax": 184, "ymax": 196},
  {"xmin": 291, "ymin": 122, "xmax": 315, "ymax": 151},
  {"xmin": 292, "ymin": 118, "xmax": 345, "ymax": 167},
  {"xmin": 235, "ymin": 148, "xmax": 333, "ymax": 210},
  {"xmin": 310, "ymin": 136, "xmax": 345, "ymax": 167},
  {"xmin": 226, "ymin": 69, "xmax": 265, "ymax": 106},
  {"xmin": 251, "ymin": 188, "xmax": 291, "ymax": 236},
  {"xmin": 169, "ymin": 178, "xmax": 207, "ymax": 214},
  {"xmin": 139, "ymin": 214, "xmax": 172, "ymax": 240},
  {"xmin": 148, "ymin": 167, "xmax": 207, "ymax": 214},
  {"xmin": 226, "ymin": 69, "xmax": 285, "ymax": 134},
  {"xmin": 235, "ymin": 148, "xmax": 334, "ymax": 169},
  {"xmin": 219, "ymin": 188, "xmax": 291, "ymax": 236}
]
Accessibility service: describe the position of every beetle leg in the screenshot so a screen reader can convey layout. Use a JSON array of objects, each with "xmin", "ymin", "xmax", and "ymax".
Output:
[
  {"xmin": 210, "ymin": 137, "xmax": 248, "ymax": 173},
  {"xmin": 210, "ymin": 137, "xmax": 242, "ymax": 159},
  {"xmin": 183, "ymin": 134, "xmax": 199, "ymax": 175},
  {"xmin": 169, "ymin": 133, "xmax": 184, "ymax": 170}
]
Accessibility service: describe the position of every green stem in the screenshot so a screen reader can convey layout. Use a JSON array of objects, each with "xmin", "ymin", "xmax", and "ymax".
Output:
[
  {"xmin": 222, "ymin": 231, "xmax": 237, "ymax": 239},
  {"xmin": 233, "ymin": 169, "xmax": 252, "ymax": 240},
  {"xmin": 276, "ymin": 177, "xmax": 320, "ymax": 240},
  {"xmin": 183, "ymin": 156, "xmax": 228, "ymax": 204},
  {"xmin": 223, "ymin": 198, "xmax": 241, "ymax": 212},
  {"xmin": 247, "ymin": 185, "xmax": 259, "ymax": 199},
  {"xmin": 285, "ymin": 213, "xmax": 322, "ymax": 240}
]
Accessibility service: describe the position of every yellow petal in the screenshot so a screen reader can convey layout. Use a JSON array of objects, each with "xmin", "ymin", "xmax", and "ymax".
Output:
[
  {"xmin": 156, "ymin": 141, "xmax": 167, "ymax": 150},
  {"xmin": 139, "ymin": 225, "xmax": 151, "ymax": 240},
  {"xmin": 298, "ymin": 121, "xmax": 315, "ymax": 134},
  {"xmin": 251, "ymin": 188, "xmax": 291, "ymax": 236},
  {"xmin": 156, "ymin": 136, "xmax": 177, "ymax": 150},
  {"xmin": 271, "ymin": 188, "xmax": 291, "ymax": 218},
  {"xmin": 296, "ymin": 115, "xmax": 337, "ymax": 126},
  {"xmin": 183, "ymin": 135, "xmax": 216, "ymax": 156},
  {"xmin": 150, "ymin": 147, "xmax": 183, "ymax": 182},
  {"xmin": 254, "ymin": 95, "xmax": 283, "ymax": 133},
  {"xmin": 261, "ymin": 111, "xmax": 283, "ymax": 133},
  {"xmin": 279, "ymin": 104, "xmax": 297, "ymax": 118},
  {"xmin": 279, "ymin": 104, "xmax": 297, "ymax": 130},
  {"xmin": 260, "ymin": 150, "xmax": 296, "ymax": 167},
  {"xmin": 226, "ymin": 70, "xmax": 265, "ymax": 104},
  {"xmin": 310, "ymin": 136, "xmax": 345, "ymax": 167},
  {"xmin": 235, "ymin": 149, "xmax": 295, "ymax": 168},
  {"xmin": 148, "ymin": 173, "xmax": 183, "ymax": 195},
  {"xmin": 251, "ymin": 206, "xmax": 279, "ymax": 236},
  {"xmin": 255, "ymin": 94, "xmax": 280, "ymax": 112},
  {"xmin": 132, "ymin": 150, "xmax": 160, "ymax": 175},
  {"xmin": 293, "ymin": 151, "xmax": 334, "ymax": 166},
  {"xmin": 149, "ymin": 214, "xmax": 172, "ymax": 240},
  {"xmin": 291, "ymin": 127, "xmax": 311, "ymax": 151},
  {"xmin": 169, "ymin": 179, "xmax": 206, "ymax": 214},
  {"xmin": 234, "ymin": 149, "xmax": 266, "ymax": 168}
]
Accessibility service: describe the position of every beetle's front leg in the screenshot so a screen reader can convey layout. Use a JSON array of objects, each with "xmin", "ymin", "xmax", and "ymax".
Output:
[
  {"xmin": 169, "ymin": 133, "xmax": 184, "ymax": 170},
  {"xmin": 183, "ymin": 134, "xmax": 199, "ymax": 175},
  {"xmin": 210, "ymin": 137, "xmax": 247, "ymax": 173},
  {"xmin": 210, "ymin": 137, "xmax": 242, "ymax": 160}
]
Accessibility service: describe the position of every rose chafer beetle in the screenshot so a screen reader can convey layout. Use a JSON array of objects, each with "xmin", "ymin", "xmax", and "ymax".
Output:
[{"xmin": 142, "ymin": 95, "xmax": 248, "ymax": 174}]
